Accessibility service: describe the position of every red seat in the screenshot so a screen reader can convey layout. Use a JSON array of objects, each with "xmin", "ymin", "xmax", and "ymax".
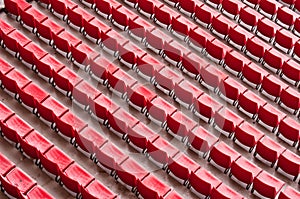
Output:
[
  {"xmin": 1, "ymin": 69, "xmax": 31, "ymax": 96},
  {"xmin": 147, "ymin": 136, "xmax": 179, "ymax": 168},
  {"xmin": 205, "ymin": 38, "xmax": 232, "ymax": 64},
  {"xmin": 171, "ymin": 17, "xmax": 197, "ymax": 41},
  {"xmin": 210, "ymin": 183, "xmax": 244, "ymax": 199},
  {"xmin": 4, "ymin": 0, "xmax": 31, "ymax": 18},
  {"xmin": 19, "ymin": 42, "xmax": 48, "ymax": 69},
  {"xmin": 154, "ymin": 67, "xmax": 184, "ymax": 96},
  {"xmin": 181, "ymin": 52, "xmax": 208, "ymax": 79},
  {"xmin": 193, "ymin": 93, "xmax": 223, "ymax": 123},
  {"xmin": 19, "ymin": 7, "xmax": 47, "ymax": 33},
  {"xmin": 39, "ymin": 146, "xmax": 74, "ymax": 179},
  {"xmin": 107, "ymin": 108, "xmax": 139, "ymax": 140},
  {"xmin": 0, "ymin": 19, "xmax": 15, "ymax": 43},
  {"xmin": 136, "ymin": 54, "xmax": 164, "ymax": 81},
  {"xmin": 60, "ymin": 163, "xmax": 94, "ymax": 196},
  {"xmin": 20, "ymin": 130, "xmax": 53, "ymax": 160},
  {"xmin": 115, "ymin": 158, "xmax": 149, "ymax": 190},
  {"xmin": 81, "ymin": 180, "xmax": 118, "ymax": 199},
  {"xmin": 241, "ymin": 62, "xmax": 269, "ymax": 89},
  {"xmin": 128, "ymin": 17, "xmax": 155, "ymax": 42},
  {"xmin": 127, "ymin": 122, "xmax": 159, "ymax": 153},
  {"xmin": 188, "ymin": 28, "xmax": 215, "ymax": 52},
  {"xmin": 200, "ymin": 65, "xmax": 229, "ymax": 92},
  {"xmin": 218, "ymin": 77, "xmax": 247, "ymax": 105},
  {"xmin": 260, "ymin": 75, "xmax": 289, "ymax": 102},
  {"xmin": 276, "ymin": 7, "xmax": 296, "ymax": 30},
  {"xmin": 35, "ymin": 54, "xmax": 65, "ymax": 81},
  {"xmin": 295, "ymin": 0, "xmax": 300, "ymax": 13},
  {"xmin": 263, "ymin": 48, "xmax": 290, "ymax": 74},
  {"xmin": 228, "ymin": 25, "xmax": 254, "ymax": 51},
  {"xmin": 0, "ymin": 59, "xmax": 14, "ymax": 85},
  {"xmin": 239, "ymin": 7, "xmax": 263, "ymax": 31},
  {"xmin": 189, "ymin": 167, "xmax": 222, "ymax": 198},
  {"xmin": 230, "ymin": 157, "xmax": 262, "ymax": 189},
  {"xmin": 279, "ymin": 87, "xmax": 300, "ymax": 114},
  {"xmin": 208, "ymin": 141, "xmax": 241, "ymax": 173},
  {"xmin": 187, "ymin": 126, "xmax": 219, "ymax": 157},
  {"xmin": 278, "ymin": 117, "xmax": 300, "ymax": 146},
  {"xmin": 276, "ymin": 150, "xmax": 300, "ymax": 181},
  {"xmin": 137, "ymin": 0, "xmax": 163, "ymax": 18},
  {"xmin": 293, "ymin": 18, "xmax": 300, "ymax": 37},
  {"xmin": 164, "ymin": 190, "xmax": 183, "ymax": 199},
  {"xmin": 3, "ymin": 30, "xmax": 31, "ymax": 56},
  {"xmin": 1, "ymin": 167, "xmax": 36, "ymax": 198},
  {"xmin": 258, "ymin": 0, "xmax": 282, "ymax": 20},
  {"xmin": 178, "ymin": 0, "xmax": 200, "ymax": 17},
  {"xmin": 21, "ymin": 185, "xmax": 54, "ymax": 199},
  {"xmin": 55, "ymin": 112, "xmax": 87, "ymax": 140},
  {"xmin": 0, "ymin": 102, "xmax": 14, "ymax": 124},
  {"xmin": 70, "ymin": 43, "xmax": 99, "ymax": 71},
  {"xmin": 166, "ymin": 111, "xmax": 197, "ymax": 142},
  {"xmin": 67, "ymin": 7, "xmax": 94, "ymax": 31},
  {"xmin": 36, "ymin": 19, "xmax": 64, "ymax": 45},
  {"xmin": 274, "ymin": 29, "xmax": 299, "ymax": 53},
  {"xmin": 163, "ymin": 40, "xmax": 190, "ymax": 67},
  {"xmin": 254, "ymin": 136, "xmax": 286, "ymax": 167},
  {"xmin": 256, "ymin": 18, "xmax": 281, "ymax": 43},
  {"xmin": 137, "ymin": 174, "xmax": 171, "ymax": 199},
  {"xmin": 205, "ymin": 0, "xmax": 223, "ymax": 9},
  {"xmin": 83, "ymin": 18, "xmax": 111, "ymax": 44},
  {"xmin": 145, "ymin": 29, "xmax": 173, "ymax": 55},
  {"xmin": 252, "ymin": 171, "xmax": 285, "ymax": 199},
  {"xmin": 174, "ymin": 80, "xmax": 204, "ymax": 109},
  {"xmin": 293, "ymin": 41, "xmax": 300, "ymax": 62},
  {"xmin": 101, "ymin": 30, "xmax": 128, "ymax": 56},
  {"xmin": 123, "ymin": 0, "xmax": 138, "ymax": 7},
  {"xmin": 50, "ymin": 0, "xmax": 77, "ymax": 20},
  {"xmin": 221, "ymin": 0, "xmax": 246, "ymax": 19},
  {"xmin": 0, "ymin": 152, "xmax": 15, "ymax": 176},
  {"xmin": 111, "ymin": 6, "xmax": 138, "ymax": 31},
  {"xmin": 88, "ymin": 94, "xmax": 119, "ymax": 124},
  {"xmin": 224, "ymin": 50, "xmax": 251, "ymax": 77},
  {"xmin": 127, "ymin": 84, "xmax": 157, "ymax": 112},
  {"xmin": 154, "ymin": 5, "xmax": 180, "ymax": 29},
  {"xmin": 94, "ymin": 142, "xmax": 128, "ymax": 175},
  {"xmin": 211, "ymin": 15, "xmax": 237, "ymax": 39},
  {"xmin": 53, "ymin": 31, "xmax": 82, "ymax": 57},
  {"xmin": 278, "ymin": 186, "xmax": 300, "ymax": 199},
  {"xmin": 146, "ymin": 97, "xmax": 177, "ymax": 127},
  {"xmin": 234, "ymin": 122, "xmax": 264, "ymax": 152},
  {"xmin": 94, "ymin": 0, "xmax": 121, "ymax": 19},
  {"xmin": 281, "ymin": 59, "xmax": 300, "ymax": 87},
  {"xmin": 107, "ymin": 69, "xmax": 137, "ymax": 99},
  {"xmin": 167, "ymin": 152, "xmax": 200, "ymax": 185},
  {"xmin": 118, "ymin": 42, "xmax": 147, "ymax": 69},
  {"xmin": 194, "ymin": 4, "xmax": 220, "ymax": 28},
  {"xmin": 245, "ymin": 36, "xmax": 272, "ymax": 62}
]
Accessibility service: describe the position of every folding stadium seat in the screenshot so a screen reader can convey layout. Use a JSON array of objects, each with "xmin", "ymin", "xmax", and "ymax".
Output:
[
  {"xmin": 254, "ymin": 136, "xmax": 286, "ymax": 167},
  {"xmin": 19, "ymin": 42, "xmax": 48, "ymax": 70},
  {"xmin": 1, "ymin": 69, "xmax": 31, "ymax": 98},
  {"xmin": 256, "ymin": 18, "xmax": 281, "ymax": 43},
  {"xmin": 36, "ymin": 96, "xmax": 69, "ymax": 128},
  {"xmin": 260, "ymin": 75, "xmax": 289, "ymax": 102},
  {"xmin": 228, "ymin": 25, "xmax": 254, "ymax": 51},
  {"xmin": 81, "ymin": 179, "xmax": 118, "ymax": 199},
  {"xmin": 107, "ymin": 69, "xmax": 137, "ymax": 99},
  {"xmin": 21, "ymin": 185, "xmax": 54, "ymax": 199},
  {"xmin": 238, "ymin": 7, "xmax": 263, "ymax": 31},
  {"xmin": 252, "ymin": 171, "xmax": 285, "ymax": 199},
  {"xmin": 136, "ymin": 54, "xmax": 165, "ymax": 82},
  {"xmin": 258, "ymin": 0, "xmax": 283, "ymax": 20},
  {"xmin": 245, "ymin": 36, "xmax": 272, "ymax": 63},
  {"xmin": 181, "ymin": 52, "xmax": 208, "ymax": 79},
  {"xmin": 73, "ymin": 127, "xmax": 107, "ymax": 159},
  {"xmin": 279, "ymin": 87, "xmax": 300, "ymax": 114},
  {"xmin": 107, "ymin": 108, "xmax": 139, "ymax": 140},
  {"xmin": 36, "ymin": 19, "xmax": 64, "ymax": 46},
  {"xmin": 72, "ymin": 81, "xmax": 101, "ymax": 111},
  {"xmin": 38, "ymin": 0, "xmax": 52, "ymax": 9},
  {"xmin": 199, "ymin": 65, "xmax": 229, "ymax": 92},
  {"xmin": 70, "ymin": 43, "xmax": 99, "ymax": 72},
  {"xmin": 18, "ymin": 83, "xmax": 49, "ymax": 112},
  {"xmin": 19, "ymin": 7, "xmax": 47, "ymax": 33},
  {"xmin": 211, "ymin": 15, "xmax": 237, "ymax": 40},
  {"xmin": 39, "ymin": 146, "xmax": 74, "ymax": 180},
  {"xmin": 187, "ymin": 126, "xmax": 219, "ymax": 157},
  {"xmin": 230, "ymin": 157, "xmax": 262, "ymax": 189},
  {"xmin": 115, "ymin": 158, "xmax": 149, "ymax": 191},
  {"xmin": 178, "ymin": 0, "xmax": 201, "ymax": 17},
  {"xmin": 59, "ymin": 163, "xmax": 94, "ymax": 197},
  {"xmin": 94, "ymin": 0, "xmax": 120, "ymax": 19},
  {"xmin": 0, "ymin": 102, "xmax": 14, "ymax": 128},
  {"xmin": 167, "ymin": 152, "xmax": 200, "ymax": 185},
  {"xmin": 223, "ymin": 50, "xmax": 251, "ymax": 77},
  {"xmin": 83, "ymin": 18, "xmax": 111, "ymax": 44},
  {"xmin": 154, "ymin": 67, "xmax": 184, "ymax": 97},
  {"xmin": 204, "ymin": 0, "xmax": 222, "ymax": 9},
  {"xmin": 263, "ymin": 48, "xmax": 290, "ymax": 74},
  {"xmin": 193, "ymin": 93, "xmax": 223, "ymax": 123},
  {"xmin": 208, "ymin": 142, "xmax": 241, "ymax": 173},
  {"xmin": 171, "ymin": 17, "xmax": 197, "ymax": 41},
  {"xmin": 0, "ymin": 19, "xmax": 15, "ymax": 45},
  {"xmin": 218, "ymin": 77, "xmax": 247, "ymax": 105},
  {"xmin": 189, "ymin": 167, "xmax": 222, "ymax": 198},
  {"xmin": 221, "ymin": 0, "xmax": 246, "ymax": 20},
  {"xmin": 0, "ymin": 151, "xmax": 15, "ymax": 177},
  {"xmin": 94, "ymin": 142, "xmax": 128, "ymax": 175},
  {"xmin": 19, "ymin": 130, "xmax": 53, "ymax": 161},
  {"xmin": 0, "ymin": 167, "xmax": 37, "ymax": 199},
  {"xmin": 0, "ymin": 58, "xmax": 14, "ymax": 86},
  {"xmin": 293, "ymin": 41, "xmax": 300, "ymax": 62},
  {"xmin": 274, "ymin": 29, "xmax": 299, "ymax": 54},
  {"xmin": 127, "ymin": 84, "xmax": 157, "ymax": 113},
  {"xmin": 293, "ymin": 18, "xmax": 300, "ymax": 37},
  {"xmin": 295, "ymin": 0, "xmax": 300, "ymax": 13},
  {"xmin": 128, "ymin": 17, "xmax": 155, "ymax": 43},
  {"xmin": 88, "ymin": 94, "xmax": 119, "ymax": 124},
  {"xmin": 210, "ymin": 183, "xmax": 244, "ymax": 199},
  {"xmin": 234, "ymin": 122, "xmax": 264, "ymax": 152},
  {"xmin": 188, "ymin": 28, "xmax": 215, "ymax": 53},
  {"xmin": 154, "ymin": 5, "xmax": 180, "ymax": 30},
  {"xmin": 163, "ymin": 40, "xmax": 191, "ymax": 68},
  {"xmin": 146, "ymin": 136, "xmax": 179, "ymax": 169},
  {"xmin": 276, "ymin": 150, "xmax": 300, "ymax": 181},
  {"xmin": 164, "ymin": 0, "xmax": 179, "ymax": 7},
  {"xmin": 277, "ymin": 117, "xmax": 300, "ymax": 146},
  {"xmin": 276, "ymin": 7, "xmax": 296, "ymax": 30},
  {"xmin": 206, "ymin": 38, "xmax": 233, "ymax": 65},
  {"xmin": 241, "ymin": 62, "xmax": 269, "ymax": 89},
  {"xmin": 123, "ymin": 0, "xmax": 138, "ymax": 7},
  {"xmin": 136, "ymin": 174, "xmax": 171, "ymax": 199},
  {"xmin": 4, "ymin": 0, "xmax": 32, "ymax": 20},
  {"xmin": 166, "ymin": 111, "xmax": 198, "ymax": 142},
  {"xmin": 118, "ymin": 42, "xmax": 147, "ymax": 69},
  {"xmin": 111, "ymin": 6, "xmax": 138, "ymax": 31},
  {"xmin": 67, "ymin": 7, "xmax": 94, "ymax": 32},
  {"xmin": 53, "ymin": 31, "xmax": 82, "ymax": 58},
  {"xmin": 2, "ymin": 30, "xmax": 31, "ymax": 57},
  {"xmin": 145, "ymin": 28, "xmax": 173, "ymax": 55},
  {"xmin": 137, "ymin": 0, "xmax": 164, "ymax": 19},
  {"xmin": 164, "ymin": 190, "xmax": 183, "ymax": 199},
  {"xmin": 101, "ymin": 30, "xmax": 129, "ymax": 57},
  {"xmin": 194, "ymin": 4, "xmax": 220, "ymax": 28},
  {"xmin": 280, "ymin": 59, "xmax": 300, "ymax": 87},
  {"xmin": 278, "ymin": 186, "xmax": 300, "ymax": 199},
  {"xmin": 50, "ymin": 0, "xmax": 78, "ymax": 20}
]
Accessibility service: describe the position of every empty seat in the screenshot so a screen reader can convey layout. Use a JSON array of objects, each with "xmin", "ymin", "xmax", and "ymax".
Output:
[
  {"xmin": 218, "ymin": 77, "xmax": 247, "ymax": 105},
  {"xmin": 4, "ymin": 0, "xmax": 32, "ymax": 19},
  {"xmin": 256, "ymin": 18, "xmax": 281, "ymax": 43},
  {"xmin": 3, "ymin": 30, "xmax": 31, "ymax": 57},
  {"xmin": 263, "ymin": 48, "xmax": 290, "ymax": 74},
  {"xmin": 239, "ymin": 7, "xmax": 263, "ymax": 31},
  {"xmin": 258, "ymin": 0, "xmax": 282, "ymax": 20},
  {"xmin": 276, "ymin": 7, "xmax": 296, "ymax": 30},
  {"xmin": 164, "ymin": 190, "xmax": 183, "ymax": 199},
  {"xmin": 277, "ymin": 117, "xmax": 300, "ymax": 146},
  {"xmin": 205, "ymin": 38, "xmax": 232, "ymax": 64},
  {"xmin": 0, "ymin": 20, "xmax": 15, "ymax": 44},
  {"xmin": 101, "ymin": 30, "xmax": 128, "ymax": 56},
  {"xmin": 211, "ymin": 15, "xmax": 237, "ymax": 39},
  {"xmin": 210, "ymin": 183, "xmax": 244, "ymax": 199},
  {"xmin": 245, "ymin": 36, "xmax": 272, "ymax": 62},
  {"xmin": 276, "ymin": 150, "xmax": 300, "ymax": 181},
  {"xmin": 260, "ymin": 75, "xmax": 289, "ymax": 102},
  {"xmin": 178, "ymin": 0, "xmax": 200, "ymax": 17},
  {"xmin": 228, "ymin": 25, "xmax": 254, "ymax": 51},
  {"xmin": 53, "ymin": 31, "xmax": 82, "ymax": 57},
  {"xmin": 279, "ymin": 87, "xmax": 300, "ymax": 115},
  {"xmin": 278, "ymin": 186, "xmax": 300, "ymax": 199},
  {"xmin": 293, "ymin": 40, "xmax": 300, "ymax": 62},
  {"xmin": 111, "ymin": 6, "xmax": 138, "ymax": 31},
  {"xmin": 70, "ymin": 43, "xmax": 99, "ymax": 71},
  {"xmin": 224, "ymin": 50, "xmax": 251, "ymax": 77},
  {"xmin": 188, "ymin": 28, "xmax": 215, "ymax": 52},
  {"xmin": 280, "ymin": 59, "xmax": 300, "ymax": 87},
  {"xmin": 221, "ymin": 0, "xmax": 246, "ymax": 19},
  {"xmin": 163, "ymin": 40, "xmax": 190, "ymax": 67},
  {"xmin": 19, "ymin": 42, "xmax": 48, "ymax": 69},
  {"xmin": 136, "ymin": 54, "xmax": 164, "ymax": 81},
  {"xmin": 81, "ymin": 180, "xmax": 118, "ymax": 199},
  {"xmin": 118, "ymin": 42, "xmax": 147, "ymax": 69},
  {"xmin": 94, "ymin": 0, "xmax": 121, "ymax": 19},
  {"xmin": 128, "ymin": 17, "xmax": 154, "ymax": 42},
  {"xmin": 36, "ymin": 18, "xmax": 64, "ymax": 45},
  {"xmin": 137, "ymin": 0, "xmax": 163, "ymax": 19},
  {"xmin": 200, "ymin": 65, "xmax": 228, "ymax": 92},
  {"xmin": 67, "ymin": 6, "xmax": 94, "ymax": 32},
  {"xmin": 154, "ymin": 5, "xmax": 180, "ymax": 29},
  {"xmin": 238, "ymin": 90, "xmax": 265, "ymax": 119},
  {"xmin": 35, "ymin": 54, "xmax": 64, "ymax": 82},
  {"xmin": 0, "ymin": 152, "xmax": 15, "ymax": 177},
  {"xmin": 274, "ymin": 29, "xmax": 299, "ymax": 54},
  {"xmin": 0, "ymin": 102, "xmax": 14, "ymax": 124},
  {"xmin": 19, "ymin": 7, "xmax": 47, "ymax": 33},
  {"xmin": 241, "ymin": 62, "xmax": 269, "ymax": 89},
  {"xmin": 194, "ymin": 4, "xmax": 220, "ymax": 28},
  {"xmin": 145, "ymin": 29, "xmax": 173, "ymax": 55},
  {"xmin": 181, "ymin": 52, "xmax": 208, "ymax": 79},
  {"xmin": 50, "ymin": 0, "xmax": 78, "ymax": 20},
  {"xmin": 83, "ymin": 18, "xmax": 111, "ymax": 44},
  {"xmin": 171, "ymin": 17, "xmax": 197, "ymax": 41},
  {"xmin": 21, "ymin": 185, "xmax": 54, "ymax": 199}
]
